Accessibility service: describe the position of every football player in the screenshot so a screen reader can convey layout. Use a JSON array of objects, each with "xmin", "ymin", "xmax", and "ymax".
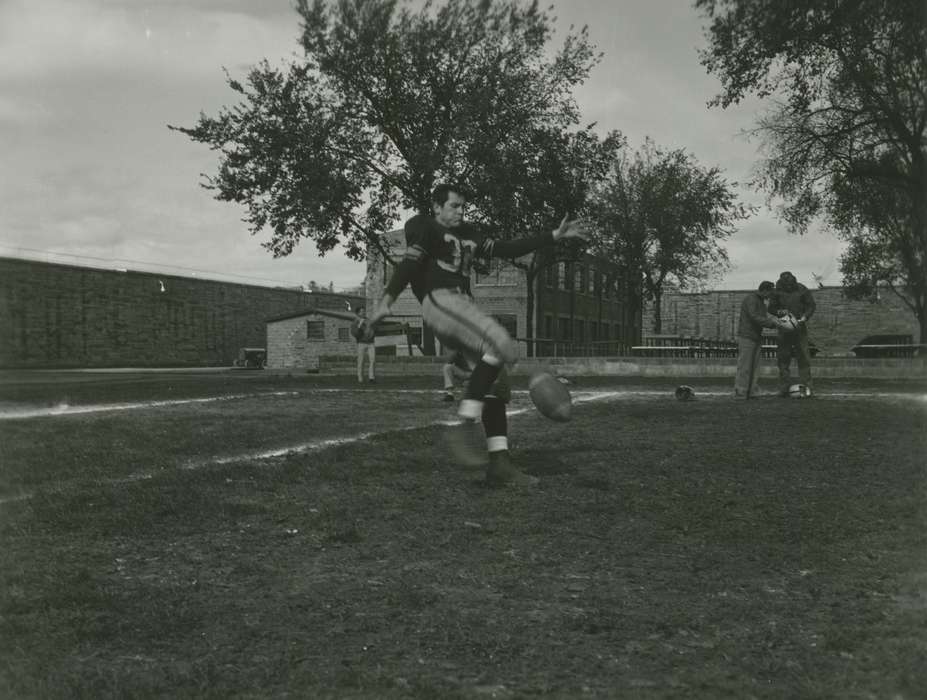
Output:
[
  {"xmin": 769, "ymin": 271, "xmax": 817, "ymax": 396},
  {"xmin": 367, "ymin": 183, "xmax": 588, "ymax": 486}
]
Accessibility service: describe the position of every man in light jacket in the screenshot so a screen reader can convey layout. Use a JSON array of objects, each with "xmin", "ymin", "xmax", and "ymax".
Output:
[{"xmin": 734, "ymin": 281, "xmax": 781, "ymax": 398}]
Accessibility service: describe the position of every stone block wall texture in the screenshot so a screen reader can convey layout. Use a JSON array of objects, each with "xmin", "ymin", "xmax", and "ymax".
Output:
[
  {"xmin": 0, "ymin": 257, "xmax": 361, "ymax": 368},
  {"xmin": 643, "ymin": 286, "xmax": 918, "ymax": 356},
  {"xmin": 266, "ymin": 313, "xmax": 356, "ymax": 369}
]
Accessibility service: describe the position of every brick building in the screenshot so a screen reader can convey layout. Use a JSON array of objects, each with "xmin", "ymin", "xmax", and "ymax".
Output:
[
  {"xmin": 365, "ymin": 229, "xmax": 640, "ymax": 357},
  {"xmin": 265, "ymin": 309, "xmax": 354, "ymax": 371},
  {"xmin": 0, "ymin": 257, "xmax": 363, "ymax": 368},
  {"xmin": 643, "ymin": 285, "xmax": 919, "ymax": 356}
]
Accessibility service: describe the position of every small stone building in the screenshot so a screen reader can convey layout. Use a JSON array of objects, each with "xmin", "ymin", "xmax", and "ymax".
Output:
[
  {"xmin": 265, "ymin": 308, "xmax": 414, "ymax": 370},
  {"xmin": 265, "ymin": 309, "xmax": 358, "ymax": 370}
]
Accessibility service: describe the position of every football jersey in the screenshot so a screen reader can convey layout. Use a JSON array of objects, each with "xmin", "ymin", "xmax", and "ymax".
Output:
[{"xmin": 385, "ymin": 214, "xmax": 553, "ymax": 303}]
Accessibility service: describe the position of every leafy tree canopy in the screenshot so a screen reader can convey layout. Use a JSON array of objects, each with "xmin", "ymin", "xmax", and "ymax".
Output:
[
  {"xmin": 696, "ymin": 0, "xmax": 927, "ymax": 340},
  {"xmin": 591, "ymin": 139, "xmax": 751, "ymax": 332},
  {"xmin": 171, "ymin": 0, "xmax": 619, "ymax": 262}
]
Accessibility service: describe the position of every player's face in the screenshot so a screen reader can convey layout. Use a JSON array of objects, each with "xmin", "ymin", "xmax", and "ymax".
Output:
[{"xmin": 433, "ymin": 191, "xmax": 466, "ymax": 228}]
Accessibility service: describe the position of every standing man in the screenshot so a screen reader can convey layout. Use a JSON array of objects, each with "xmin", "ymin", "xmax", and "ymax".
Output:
[
  {"xmin": 350, "ymin": 306, "xmax": 376, "ymax": 384},
  {"xmin": 770, "ymin": 271, "xmax": 817, "ymax": 396},
  {"xmin": 366, "ymin": 183, "xmax": 588, "ymax": 486},
  {"xmin": 734, "ymin": 281, "xmax": 781, "ymax": 398},
  {"xmin": 441, "ymin": 350, "xmax": 473, "ymax": 402}
]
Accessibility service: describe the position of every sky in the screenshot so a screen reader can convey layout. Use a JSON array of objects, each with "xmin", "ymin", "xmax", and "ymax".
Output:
[{"xmin": 0, "ymin": 0, "xmax": 846, "ymax": 293}]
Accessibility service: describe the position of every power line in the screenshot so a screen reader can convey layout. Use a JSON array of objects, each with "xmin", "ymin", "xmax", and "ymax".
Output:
[{"xmin": 0, "ymin": 244, "xmax": 363, "ymax": 291}]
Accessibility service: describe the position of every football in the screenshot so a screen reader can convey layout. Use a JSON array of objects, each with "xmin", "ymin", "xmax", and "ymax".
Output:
[
  {"xmin": 789, "ymin": 383, "xmax": 812, "ymax": 399},
  {"xmin": 778, "ymin": 312, "xmax": 800, "ymax": 332},
  {"xmin": 675, "ymin": 385, "xmax": 695, "ymax": 401},
  {"xmin": 528, "ymin": 372, "xmax": 572, "ymax": 422}
]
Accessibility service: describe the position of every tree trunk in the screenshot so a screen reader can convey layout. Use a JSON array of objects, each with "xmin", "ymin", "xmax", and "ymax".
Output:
[
  {"xmin": 525, "ymin": 263, "xmax": 537, "ymax": 358},
  {"xmin": 652, "ymin": 287, "xmax": 663, "ymax": 334},
  {"xmin": 423, "ymin": 322, "xmax": 436, "ymax": 356}
]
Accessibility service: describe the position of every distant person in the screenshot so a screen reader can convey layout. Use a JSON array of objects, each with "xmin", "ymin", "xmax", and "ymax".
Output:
[
  {"xmin": 769, "ymin": 271, "xmax": 817, "ymax": 396},
  {"xmin": 441, "ymin": 350, "xmax": 473, "ymax": 402},
  {"xmin": 350, "ymin": 306, "xmax": 376, "ymax": 384},
  {"xmin": 734, "ymin": 281, "xmax": 781, "ymax": 398}
]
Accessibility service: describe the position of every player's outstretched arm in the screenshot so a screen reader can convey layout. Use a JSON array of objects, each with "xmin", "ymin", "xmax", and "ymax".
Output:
[
  {"xmin": 487, "ymin": 214, "xmax": 590, "ymax": 260},
  {"xmin": 551, "ymin": 214, "xmax": 590, "ymax": 242}
]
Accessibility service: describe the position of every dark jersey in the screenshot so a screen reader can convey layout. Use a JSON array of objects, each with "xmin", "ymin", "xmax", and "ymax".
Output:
[
  {"xmin": 385, "ymin": 214, "xmax": 554, "ymax": 303},
  {"xmin": 770, "ymin": 283, "xmax": 816, "ymax": 320}
]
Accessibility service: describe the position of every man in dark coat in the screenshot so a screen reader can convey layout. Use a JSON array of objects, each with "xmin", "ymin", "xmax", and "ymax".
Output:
[{"xmin": 769, "ymin": 271, "xmax": 817, "ymax": 395}]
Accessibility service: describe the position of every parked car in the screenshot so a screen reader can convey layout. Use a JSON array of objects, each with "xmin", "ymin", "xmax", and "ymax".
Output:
[
  {"xmin": 234, "ymin": 347, "xmax": 267, "ymax": 369},
  {"xmin": 851, "ymin": 334, "xmax": 916, "ymax": 358}
]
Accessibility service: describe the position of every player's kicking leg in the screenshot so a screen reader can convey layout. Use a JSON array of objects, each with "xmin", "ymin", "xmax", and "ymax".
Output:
[{"xmin": 424, "ymin": 289, "xmax": 537, "ymax": 486}]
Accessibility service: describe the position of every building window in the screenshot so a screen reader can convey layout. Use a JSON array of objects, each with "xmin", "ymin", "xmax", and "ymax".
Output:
[
  {"xmin": 575, "ymin": 319, "xmax": 585, "ymax": 342},
  {"xmin": 475, "ymin": 259, "xmax": 519, "ymax": 286},
  {"xmin": 546, "ymin": 264, "xmax": 556, "ymax": 288},
  {"xmin": 589, "ymin": 269, "xmax": 597, "ymax": 295},
  {"xmin": 338, "ymin": 326, "xmax": 350, "ymax": 342},
  {"xmin": 574, "ymin": 265, "xmax": 584, "ymax": 293},
  {"xmin": 557, "ymin": 262, "xmax": 566, "ymax": 290},
  {"xmin": 544, "ymin": 315, "xmax": 553, "ymax": 339},
  {"xmin": 590, "ymin": 321, "xmax": 598, "ymax": 341},
  {"xmin": 492, "ymin": 314, "xmax": 518, "ymax": 339},
  {"xmin": 307, "ymin": 320, "xmax": 325, "ymax": 340},
  {"xmin": 558, "ymin": 317, "xmax": 570, "ymax": 340}
]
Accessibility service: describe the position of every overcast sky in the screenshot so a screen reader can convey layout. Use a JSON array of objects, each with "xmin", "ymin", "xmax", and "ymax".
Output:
[{"xmin": 0, "ymin": 0, "xmax": 846, "ymax": 292}]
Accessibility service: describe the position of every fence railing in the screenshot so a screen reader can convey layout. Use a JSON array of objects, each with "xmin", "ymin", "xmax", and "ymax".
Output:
[
  {"xmin": 515, "ymin": 338, "xmax": 632, "ymax": 358},
  {"xmin": 630, "ymin": 335, "xmax": 740, "ymax": 359},
  {"xmin": 515, "ymin": 335, "xmax": 746, "ymax": 359}
]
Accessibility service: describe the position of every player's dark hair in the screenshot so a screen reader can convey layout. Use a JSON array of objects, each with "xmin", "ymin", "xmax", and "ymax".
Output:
[
  {"xmin": 355, "ymin": 306, "xmax": 365, "ymax": 314},
  {"xmin": 758, "ymin": 281, "xmax": 774, "ymax": 292},
  {"xmin": 431, "ymin": 183, "xmax": 469, "ymax": 207}
]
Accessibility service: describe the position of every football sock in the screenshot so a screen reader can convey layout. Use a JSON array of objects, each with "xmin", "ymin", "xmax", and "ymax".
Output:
[
  {"xmin": 458, "ymin": 399, "xmax": 482, "ymax": 420},
  {"xmin": 464, "ymin": 356, "xmax": 503, "ymax": 402},
  {"xmin": 481, "ymin": 397, "xmax": 508, "ymax": 452}
]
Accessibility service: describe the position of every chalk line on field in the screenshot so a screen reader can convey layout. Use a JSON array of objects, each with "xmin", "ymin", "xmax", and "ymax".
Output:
[
  {"xmin": 191, "ymin": 390, "xmax": 625, "ymax": 468},
  {"xmin": 0, "ymin": 391, "xmax": 300, "ymax": 420},
  {"xmin": 3, "ymin": 388, "xmax": 923, "ymax": 507}
]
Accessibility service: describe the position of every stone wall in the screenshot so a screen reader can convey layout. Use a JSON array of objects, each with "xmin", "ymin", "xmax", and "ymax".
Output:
[
  {"xmin": 0, "ymin": 257, "xmax": 362, "ymax": 368},
  {"xmin": 266, "ymin": 312, "xmax": 357, "ymax": 370},
  {"xmin": 643, "ymin": 285, "xmax": 919, "ymax": 356}
]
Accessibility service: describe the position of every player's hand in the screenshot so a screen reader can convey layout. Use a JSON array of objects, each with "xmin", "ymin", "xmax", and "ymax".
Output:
[
  {"xmin": 797, "ymin": 316, "xmax": 807, "ymax": 324},
  {"xmin": 552, "ymin": 215, "xmax": 590, "ymax": 242}
]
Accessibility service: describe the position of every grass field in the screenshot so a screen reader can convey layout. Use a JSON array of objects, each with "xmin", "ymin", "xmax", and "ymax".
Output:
[{"xmin": 1, "ymin": 371, "xmax": 926, "ymax": 699}]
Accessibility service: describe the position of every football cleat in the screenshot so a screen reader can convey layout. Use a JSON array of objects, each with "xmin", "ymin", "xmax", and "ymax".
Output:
[
  {"xmin": 445, "ymin": 420, "xmax": 488, "ymax": 467},
  {"xmin": 486, "ymin": 451, "xmax": 539, "ymax": 487}
]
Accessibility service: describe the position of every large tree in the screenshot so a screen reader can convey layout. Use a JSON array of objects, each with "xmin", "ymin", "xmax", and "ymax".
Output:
[
  {"xmin": 591, "ymin": 139, "xmax": 750, "ymax": 334},
  {"xmin": 696, "ymin": 0, "xmax": 927, "ymax": 345},
  {"xmin": 170, "ymin": 0, "xmax": 615, "ymax": 270}
]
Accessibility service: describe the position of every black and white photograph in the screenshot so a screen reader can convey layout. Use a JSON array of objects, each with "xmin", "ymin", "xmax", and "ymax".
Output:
[{"xmin": 1, "ymin": 0, "xmax": 925, "ymax": 697}]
